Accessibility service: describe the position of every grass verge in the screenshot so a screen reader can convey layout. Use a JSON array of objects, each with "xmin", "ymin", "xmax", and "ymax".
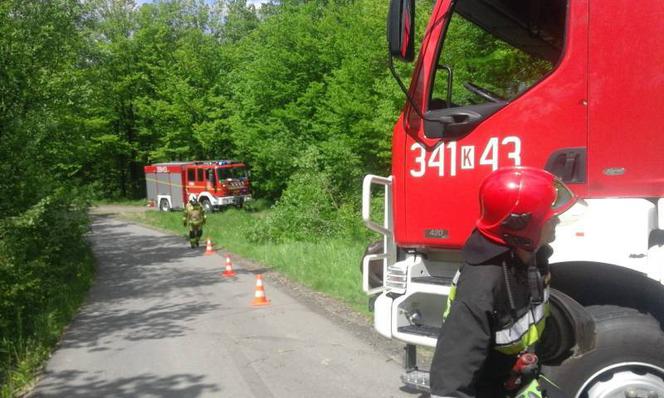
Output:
[{"xmin": 125, "ymin": 208, "xmax": 372, "ymax": 314}]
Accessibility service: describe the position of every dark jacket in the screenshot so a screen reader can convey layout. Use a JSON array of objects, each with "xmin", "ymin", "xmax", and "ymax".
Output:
[{"xmin": 429, "ymin": 230, "xmax": 552, "ymax": 398}]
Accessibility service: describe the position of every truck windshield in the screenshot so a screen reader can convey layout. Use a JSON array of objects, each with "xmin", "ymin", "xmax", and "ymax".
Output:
[
  {"xmin": 217, "ymin": 166, "xmax": 247, "ymax": 180},
  {"xmin": 429, "ymin": 0, "xmax": 567, "ymax": 109}
]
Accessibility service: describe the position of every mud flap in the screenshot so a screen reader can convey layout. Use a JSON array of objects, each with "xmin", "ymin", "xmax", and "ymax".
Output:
[{"xmin": 540, "ymin": 289, "xmax": 596, "ymax": 364}]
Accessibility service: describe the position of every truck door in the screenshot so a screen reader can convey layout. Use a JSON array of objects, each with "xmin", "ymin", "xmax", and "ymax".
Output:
[
  {"xmin": 195, "ymin": 168, "xmax": 205, "ymax": 191},
  {"xmin": 186, "ymin": 168, "xmax": 195, "ymax": 189},
  {"xmin": 206, "ymin": 168, "xmax": 216, "ymax": 192},
  {"xmin": 587, "ymin": 1, "xmax": 664, "ymax": 198},
  {"xmin": 394, "ymin": 0, "xmax": 589, "ymax": 249}
]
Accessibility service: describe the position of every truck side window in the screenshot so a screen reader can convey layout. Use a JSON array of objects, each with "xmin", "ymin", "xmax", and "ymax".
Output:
[
  {"xmin": 187, "ymin": 169, "xmax": 195, "ymax": 182},
  {"xmin": 197, "ymin": 169, "xmax": 204, "ymax": 182},
  {"xmin": 429, "ymin": 0, "xmax": 566, "ymax": 110}
]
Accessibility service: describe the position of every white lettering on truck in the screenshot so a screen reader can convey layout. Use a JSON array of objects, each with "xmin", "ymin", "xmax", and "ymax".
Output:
[{"xmin": 409, "ymin": 136, "xmax": 522, "ymax": 177}]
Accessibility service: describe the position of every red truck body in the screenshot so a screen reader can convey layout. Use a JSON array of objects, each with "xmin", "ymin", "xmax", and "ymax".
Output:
[{"xmin": 392, "ymin": 0, "xmax": 664, "ymax": 250}]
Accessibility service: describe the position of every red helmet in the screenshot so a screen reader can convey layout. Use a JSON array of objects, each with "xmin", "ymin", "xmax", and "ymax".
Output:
[{"xmin": 476, "ymin": 167, "xmax": 576, "ymax": 251}]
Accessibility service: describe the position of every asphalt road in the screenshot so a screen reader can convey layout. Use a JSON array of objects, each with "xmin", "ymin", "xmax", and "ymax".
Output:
[{"xmin": 28, "ymin": 215, "xmax": 423, "ymax": 398}]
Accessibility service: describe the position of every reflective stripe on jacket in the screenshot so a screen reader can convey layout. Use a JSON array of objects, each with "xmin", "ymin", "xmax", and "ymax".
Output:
[
  {"xmin": 494, "ymin": 288, "xmax": 549, "ymax": 355},
  {"xmin": 442, "ymin": 270, "xmax": 549, "ymax": 355}
]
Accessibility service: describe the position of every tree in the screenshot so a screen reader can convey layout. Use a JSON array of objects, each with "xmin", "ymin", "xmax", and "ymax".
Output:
[{"xmin": 0, "ymin": 0, "xmax": 89, "ymax": 213}]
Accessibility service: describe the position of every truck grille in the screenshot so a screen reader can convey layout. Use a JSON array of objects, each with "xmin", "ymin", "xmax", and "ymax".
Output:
[{"xmin": 385, "ymin": 263, "xmax": 407, "ymax": 293}]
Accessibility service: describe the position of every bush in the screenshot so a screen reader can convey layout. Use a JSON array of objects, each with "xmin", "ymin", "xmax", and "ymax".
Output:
[
  {"xmin": 242, "ymin": 198, "xmax": 272, "ymax": 213},
  {"xmin": 246, "ymin": 147, "xmax": 380, "ymax": 244},
  {"xmin": 0, "ymin": 189, "xmax": 94, "ymax": 394}
]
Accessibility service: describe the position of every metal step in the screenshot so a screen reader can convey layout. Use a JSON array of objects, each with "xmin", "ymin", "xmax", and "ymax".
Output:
[
  {"xmin": 398, "ymin": 324, "xmax": 441, "ymax": 338},
  {"xmin": 411, "ymin": 275, "xmax": 453, "ymax": 285},
  {"xmin": 401, "ymin": 369, "xmax": 431, "ymax": 392}
]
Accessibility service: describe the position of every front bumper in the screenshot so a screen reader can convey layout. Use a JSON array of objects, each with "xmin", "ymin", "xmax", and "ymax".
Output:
[
  {"xmin": 216, "ymin": 194, "xmax": 252, "ymax": 206},
  {"xmin": 369, "ymin": 254, "xmax": 456, "ymax": 347}
]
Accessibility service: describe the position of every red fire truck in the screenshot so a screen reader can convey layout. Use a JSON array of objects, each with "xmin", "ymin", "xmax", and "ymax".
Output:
[
  {"xmin": 361, "ymin": 0, "xmax": 664, "ymax": 396},
  {"xmin": 144, "ymin": 160, "xmax": 251, "ymax": 212}
]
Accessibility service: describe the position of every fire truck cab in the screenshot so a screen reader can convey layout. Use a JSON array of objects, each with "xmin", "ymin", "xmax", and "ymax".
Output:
[
  {"xmin": 362, "ymin": 0, "xmax": 664, "ymax": 396},
  {"xmin": 144, "ymin": 160, "xmax": 252, "ymax": 212}
]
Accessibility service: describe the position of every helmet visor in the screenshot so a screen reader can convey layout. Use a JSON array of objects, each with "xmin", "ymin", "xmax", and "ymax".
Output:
[{"xmin": 551, "ymin": 179, "xmax": 575, "ymax": 214}]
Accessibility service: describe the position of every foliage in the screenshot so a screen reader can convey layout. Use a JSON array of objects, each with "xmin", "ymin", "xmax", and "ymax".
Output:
[
  {"xmin": 246, "ymin": 147, "xmax": 378, "ymax": 243},
  {"xmin": 0, "ymin": 191, "xmax": 94, "ymax": 396},
  {"xmin": 0, "ymin": 2, "xmax": 95, "ymax": 393},
  {"xmin": 223, "ymin": 0, "xmax": 401, "ymax": 200},
  {"xmin": 247, "ymin": 147, "xmax": 341, "ymax": 242},
  {"xmin": 1, "ymin": 0, "xmax": 426, "ymax": 214},
  {"xmin": 0, "ymin": 0, "xmax": 90, "ymax": 215}
]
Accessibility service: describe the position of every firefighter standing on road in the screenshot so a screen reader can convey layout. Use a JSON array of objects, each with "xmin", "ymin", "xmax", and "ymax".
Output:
[
  {"xmin": 183, "ymin": 196, "xmax": 206, "ymax": 248},
  {"xmin": 430, "ymin": 167, "xmax": 575, "ymax": 398}
]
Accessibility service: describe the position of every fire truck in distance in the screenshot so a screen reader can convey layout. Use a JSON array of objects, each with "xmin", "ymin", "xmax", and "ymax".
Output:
[
  {"xmin": 144, "ymin": 160, "xmax": 251, "ymax": 212},
  {"xmin": 361, "ymin": 0, "xmax": 664, "ymax": 397}
]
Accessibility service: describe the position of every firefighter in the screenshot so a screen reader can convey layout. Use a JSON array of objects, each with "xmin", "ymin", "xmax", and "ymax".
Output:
[
  {"xmin": 183, "ymin": 196, "xmax": 206, "ymax": 248},
  {"xmin": 429, "ymin": 167, "xmax": 575, "ymax": 398}
]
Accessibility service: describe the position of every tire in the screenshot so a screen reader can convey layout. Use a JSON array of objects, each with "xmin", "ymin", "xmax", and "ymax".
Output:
[
  {"xmin": 543, "ymin": 305, "xmax": 664, "ymax": 398},
  {"xmin": 200, "ymin": 198, "xmax": 212, "ymax": 213},
  {"xmin": 159, "ymin": 199, "xmax": 171, "ymax": 212}
]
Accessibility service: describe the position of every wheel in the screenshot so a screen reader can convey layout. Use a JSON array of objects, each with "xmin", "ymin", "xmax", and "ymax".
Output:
[
  {"xmin": 200, "ymin": 198, "xmax": 212, "ymax": 212},
  {"xmin": 543, "ymin": 305, "xmax": 664, "ymax": 398},
  {"xmin": 159, "ymin": 199, "xmax": 171, "ymax": 212},
  {"xmin": 233, "ymin": 196, "xmax": 245, "ymax": 209}
]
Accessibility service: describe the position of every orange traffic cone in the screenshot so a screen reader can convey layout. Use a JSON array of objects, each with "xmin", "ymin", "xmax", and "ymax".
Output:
[
  {"xmin": 220, "ymin": 254, "xmax": 236, "ymax": 278},
  {"xmin": 250, "ymin": 274, "xmax": 270, "ymax": 307},
  {"xmin": 204, "ymin": 238, "xmax": 215, "ymax": 255}
]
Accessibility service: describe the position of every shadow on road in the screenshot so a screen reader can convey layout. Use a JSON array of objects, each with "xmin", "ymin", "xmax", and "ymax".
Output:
[
  {"xmin": 30, "ymin": 371, "xmax": 220, "ymax": 397},
  {"xmin": 59, "ymin": 216, "xmax": 230, "ymax": 350},
  {"xmin": 63, "ymin": 300, "xmax": 221, "ymax": 350},
  {"xmin": 89, "ymin": 215, "xmax": 232, "ymax": 296}
]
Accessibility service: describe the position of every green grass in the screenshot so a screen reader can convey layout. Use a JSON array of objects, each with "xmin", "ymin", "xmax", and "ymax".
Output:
[{"xmin": 127, "ymin": 208, "xmax": 372, "ymax": 314}]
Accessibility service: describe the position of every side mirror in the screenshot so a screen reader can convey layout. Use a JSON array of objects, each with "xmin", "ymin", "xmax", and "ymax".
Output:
[{"xmin": 388, "ymin": 0, "xmax": 415, "ymax": 62}]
